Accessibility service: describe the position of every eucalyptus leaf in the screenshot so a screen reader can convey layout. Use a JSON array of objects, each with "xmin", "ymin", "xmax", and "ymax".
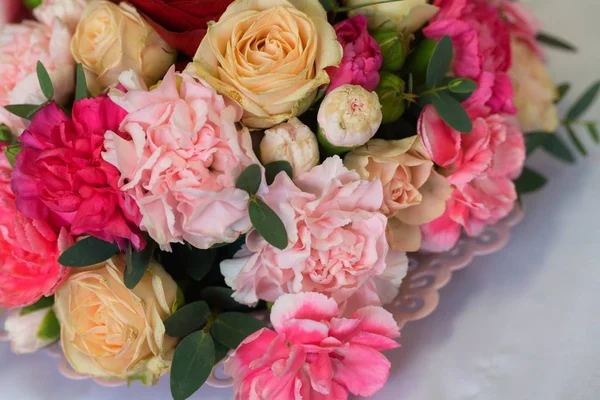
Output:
[
  {"xmin": 566, "ymin": 81, "xmax": 600, "ymax": 121},
  {"xmin": 214, "ymin": 341, "xmax": 230, "ymax": 363},
  {"xmin": 426, "ymin": 35, "xmax": 453, "ymax": 88},
  {"xmin": 431, "ymin": 92, "xmax": 473, "ymax": 133},
  {"xmin": 525, "ymin": 131, "xmax": 552, "ymax": 155},
  {"xmin": 515, "ymin": 167, "xmax": 548, "ymax": 194},
  {"xmin": 124, "ymin": 241, "xmax": 155, "ymax": 289},
  {"xmin": 556, "ymin": 82, "xmax": 570, "ymax": 103},
  {"xmin": 211, "ymin": 312, "xmax": 266, "ymax": 349},
  {"xmin": 235, "ymin": 164, "xmax": 262, "ymax": 195},
  {"xmin": 36, "ymin": 61, "xmax": 54, "ymax": 100},
  {"xmin": 181, "ymin": 246, "xmax": 218, "ymax": 282},
  {"xmin": 565, "ymin": 125, "xmax": 587, "ymax": 156},
  {"xmin": 21, "ymin": 296, "xmax": 54, "ymax": 316},
  {"xmin": 164, "ymin": 301, "xmax": 211, "ymax": 338},
  {"xmin": 542, "ymin": 134, "xmax": 575, "ymax": 164},
  {"xmin": 536, "ymin": 32, "xmax": 577, "ymax": 52},
  {"xmin": 318, "ymin": 0, "xmax": 336, "ymax": 12},
  {"xmin": 448, "ymin": 78, "xmax": 476, "ymax": 94},
  {"xmin": 265, "ymin": 160, "xmax": 293, "ymax": 185},
  {"xmin": 170, "ymin": 331, "xmax": 215, "ymax": 400},
  {"xmin": 4, "ymin": 104, "xmax": 43, "ymax": 120},
  {"xmin": 75, "ymin": 64, "xmax": 91, "ymax": 101},
  {"xmin": 201, "ymin": 287, "xmax": 252, "ymax": 312},
  {"xmin": 249, "ymin": 198, "xmax": 288, "ymax": 250},
  {"xmin": 586, "ymin": 123, "xmax": 599, "ymax": 144},
  {"xmin": 58, "ymin": 236, "xmax": 119, "ymax": 267}
]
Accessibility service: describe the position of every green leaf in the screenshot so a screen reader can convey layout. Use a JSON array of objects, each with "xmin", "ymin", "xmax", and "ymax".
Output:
[
  {"xmin": 170, "ymin": 331, "xmax": 215, "ymax": 400},
  {"xmin": 556, "ymin": 82, "xmax": 570, "ymax": 103},
  {"xmin": 173, "ymin": 288, "xmax": 185, "ymax": 313},
  {"xmin": 235, "ymin": 164, "xmax": 262, "ymax": 195},
  {"xmin": 3, "ymin": 144, "xmax": 22, "ymax": 168},
  {"xmin": 515, "ymin": 167, "xmax": 548, "ymax": 194},
  {"xmin": 75, "ymin": 64, "xmax": 91, "ymax": 101},
  {"xmin": 201, "ymin": 287, "xmax": 252, "ymax": 312},
  {"xmin": 4, "ymin": 104, "xmax": 43, "ymax": 120},
  {"xmin": 265, "ymin": 161, "xmax": 293, "ymax": 185},
  {"xmin": 566, "ymin": 81, "xmax": 600, "ymax": 121},
  {"xmin": 214, "ymin": 340, "xmax": 230, "ymax": 363},
  {"xmin": 211, "ymin": 312, "xmax": 266, "ymax": 349},
  {"xmin": 448, "ymin": 78, "xmax": 476, "ymax": 94},
  {"xmin": 24, "ymin": 0, "xmax": 42, "ymax": 10},
  {"xmin": 431, "ymin": 92, "xmax": 473, "ymax": 133},
  {"xmin": 426, "ymin": 35, "xmax": 453, "ymax": 88},
  {"xmin": 536, "ymin": 32, "xmax": 577, "ymax": 52},
  {"xmin": 318, "ymin": 0, "xmax": 336, "ymax": 12},
  {"xmin": 36, "ymin": 61, "xmax": 54, "ymax": 100},
  {"xmin": 525, "ymin": 131, "xmax": 552, "ymax": 155},
  {"xmin": 58, "ymin": 236, "xmax": 119, "ymax": 267},
  {"xmin": 164, "ymin": 301, "xmax": 211, "ymax": 338},
  {"xmin": 181, "ymin": 246, "xmax": 218, "ymax": 281},
  {"xmin": 124, "ymin": 241, "xmax": 155, "ymax": 289},
  {"xmin": 249, "ymin": 198, "xmax": 288, "ymax": 250},
  {"xmin": 0, "ymin": 124, "xmax": 13, "ymax": 143},
  {"xmin": 565, "ymin": 125, "xmax": 588, "ymax": 156},
  {"xmin": 586, "ymin": 123, "xmax": 599, "ymax": 144},
  {"xmin": 36, "ymin": 309, "xmax": 60, "ymax": 341},
  {"xmin": 542, "ymin": 134, "xmax": 576, "ymax": 164},
  {"xmin": 407, "ymin": 73, "xmax": 414, "ymax": 94},
  {"xmin": 21, "ymin": 296, "xmax": 54, "ymax": 316}
]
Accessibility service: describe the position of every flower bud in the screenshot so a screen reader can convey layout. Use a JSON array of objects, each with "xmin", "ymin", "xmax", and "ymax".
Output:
[
  {"xmin": 372, "ymin": 29, "xmax": 407, "ymax": 72},
  {"xmin": 376, "ymin": 72, "xmax": 406, "ymax": 124},
  {"xmin": 317, "ymin": 84, "xmax": 382, "ymax": 154},
  {"xmin": 4, "ymin": 307, "xmax": 59, "ymax": 354},
  {"xmin": 260, "ymin": 118, "xmax": 320, "ymax": 177}
]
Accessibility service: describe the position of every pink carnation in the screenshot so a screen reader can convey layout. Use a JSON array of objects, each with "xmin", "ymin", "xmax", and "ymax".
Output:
[
  {"xmin": 221, "ymin": 157, "xmax": 389, "ymax": 309},
  {"xmin": 424, "ymin": 0, "xmax": 516, "ymax": 115},
  {"xmin": 225, "ymin": 292, "xmax": 400, "ymax": 400},
  {"xmin": 0, "ymin": 20, "xmax": 74, "ymax": 135},
  {"xmin": 0, "ymin": 151, "xmax": 71, "ymax": 308},
  {"xmin": 325, "ymin": 15, "xmax": 382, "ymax": 94},
  {"xmin": 103, "ymin": 67, "xmax": 257, "ymax": 250},
  {"xmin": 11, "ymin": 98, "xmax": 144, "ymax": 250}
]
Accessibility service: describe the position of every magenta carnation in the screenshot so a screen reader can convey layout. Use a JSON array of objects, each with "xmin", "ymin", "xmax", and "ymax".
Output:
[{"xmin": 11, "ymin": 97, "xmax": 144, "ymax": 250}]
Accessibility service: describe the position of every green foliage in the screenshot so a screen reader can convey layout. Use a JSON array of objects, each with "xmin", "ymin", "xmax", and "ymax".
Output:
[
  {"xmin": 236, "ymin": 164, "xmax": 262, "ymax": 195},
  {"xmin": 75, "ymin": 64, "xmax": 91, "ymax": 101},
  {"xmin": 249, "ymin": 198, "xmax": 288, "ymax": 250},
  {"xmin": 3, "ymin": 144, "xmax": 22, "ymax": 168},
  {"xmin": 170, "ymin": 331, "xmax": 215, "ymax": 400},
  {"xmin": 515, "ymin": 167, "xmax": 548, "ymax": 195},
  {"xmin": 182, "ymin": 246, "xmax": 218, "ymax": 281},
  {"xmin": 164, "ymin": 301, "xmax": 211, "ymax": 338},
  {"xmin": 125, "ymin": 241, "xmax": 156, "ymax": 289},
  {"xmin": 21, "ymin": 296, "xmax": 55, "ymax": 316},
  {"xmin": 210, "ymin": 312, "xmax": 266, "ymax": 349},
  {"xmin": 556, "ymin": 83, "xmax": 570, "ymax": 103},
  {"xmin": 201, "ymin": 287, "xmax": 253, "ymax": 313},
  {"xmin": 4, "ymin": 104, "xmax": 43, "ymax": 120},
  {"xmin": 58, "ymin": 237, "xmax": 119, "ymax": 267},
  {"xmin": 448, "ymin": 78, "xmax": 477, "ymax": 94},
  {"xmin": 426, "ymin": 35, "xmax": 453, "ymax": 88},
  {"xmin": 36, "ymin": 61, "xmax": 54, "ymax": 100},
  {"xmin": 536, "ymin": 32, "xmax": 577, "ymax": 52},
  {"xmin": 37, "ymin": 310, "xmax": 60, "ymax": 341},
  {"xmin": 425, "ymin": 91, "xmax": 473, "ymax": 133},
  {"xmin": 566, "ymin": 81, "xmax": 600, "ymax": 121},
  {"xmin": 542, "ymin": 134, "xmax": 575, "ymax": 164},
  {"xmin": 265, "ymin": 161, "xmax": 293, "ymax": 185}
]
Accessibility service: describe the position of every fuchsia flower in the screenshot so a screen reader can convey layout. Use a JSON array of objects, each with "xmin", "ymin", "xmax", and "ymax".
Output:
[
  {"xmin": 424, "ymin": 0, "xmax": 516, "ymax": 115},
  {"xmin": 325, "ymin": 15, "xmax": 383, "ymax": 94},
  {"xmin": 225, "ymin": 292, "xmax": 400, "ymax": 400},
  {"xmin": 11, "ymin": 97, "xmax": 144, "ymax": 250},
  {"xmin": 0, "ymin": 151, "xmax": 71, "ymax": 309},
  {"xmin": 220, "ymin": 156, "xmax": 388, "ymax": 309}
]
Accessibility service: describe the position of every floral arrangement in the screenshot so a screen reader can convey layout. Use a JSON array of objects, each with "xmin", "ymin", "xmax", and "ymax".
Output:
[{"xmin": 0, "ymin": 0, "xmax": 597, "ymax": 399}]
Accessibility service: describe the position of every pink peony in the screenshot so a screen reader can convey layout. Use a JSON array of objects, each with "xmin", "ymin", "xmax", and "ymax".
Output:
[
  {"xmin": 11, "ymin": 98, "xmax": 144, "ymax": 250},
  {"xmin": 0, "ymin": 151, "xmax": 71, "ymax": 309},
  {"xmin": 0, "ymin": 20, "xmax": 74, "ymax": 135},
  {"xmin": 220, "ymin": 156, "xmax": 389, "ymax": 309},
  {"xmin": 325, "ymin": 15, "xmax": 383, "ymax": 94},
  {"xmin": 424, "ymin": 0, "xmax": 516, "ymax": 115},
  {"xmin": 103, "ymin": 67, "xmax": 257, "ymax": 250},
  {"xmin": 225, "ymin": 292, "xmax": 400, "ymax": 400}
]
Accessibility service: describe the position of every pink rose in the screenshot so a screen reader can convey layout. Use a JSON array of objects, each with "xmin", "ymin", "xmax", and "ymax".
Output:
[
  {"xmin": 11, "ymin": 98, "xmax": 144, "ymax": 250},
  {"xmin": 220, "ymin": 156, "xmax": 389, "ymax": 309},
  {"xmin": 0, "ymin": 20, "xmax": 74, "ymax": 135},
  {"xmin": 424, "ymin": 0, "xmax": 516, "ymax": 115},
  {"xmin": 225, "ymin": 292, "xmax": 400, "ymax": 400},
  {"xmin": 0, "ymin": 152, "xmax": 71, "ymax": 308},
  {"xmin": 325, "ymin": 15, "xmax": 383, "ymax": 94},
  {"xmin": 103, "ymin": 67, "xmax": 257, "ymax": 250}
]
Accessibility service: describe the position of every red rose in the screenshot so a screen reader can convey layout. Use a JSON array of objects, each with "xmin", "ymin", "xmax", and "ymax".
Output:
[{"xmin": 120, "ymin": 0, "xmax": 235, "ymax": 58}]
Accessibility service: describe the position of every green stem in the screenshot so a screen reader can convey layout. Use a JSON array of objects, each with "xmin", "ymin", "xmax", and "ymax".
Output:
[
  {"xmin": 565, "ymin": 124, "xmax": 588, "ymax": 156},
  {"xmin": 562, "ymin": 119, "xmax": 600, "ymax": 126},
  {"xmin": 336, "ymin": 0, "xmax": 405, "ymax": 13},
  {"xmin": 418, "ymin": 85, "xmax": 452, "ymax": 97}
]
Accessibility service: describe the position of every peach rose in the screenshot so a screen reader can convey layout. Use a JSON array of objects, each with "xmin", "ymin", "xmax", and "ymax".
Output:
[
  {"xmin": 509, "ymin": 38, "xmax": 560, "ymax": 133},
  {"xmin": 188, "ymin": 0, "xmax": 343, "ymax": 129},
  {"xmin": 70, "ymin": 1, "xmax": 175, "ymax": 95},
  {"xmin": 346, "ymin": 0, "xmax": 438, "ymax": 33},
  {"xmin": 54, "ymin": 256, "xmax": 179, "ymax": 384},
  {"xmin": 345, "ymin": 136, "xmax": 452, "ymax": 251}
]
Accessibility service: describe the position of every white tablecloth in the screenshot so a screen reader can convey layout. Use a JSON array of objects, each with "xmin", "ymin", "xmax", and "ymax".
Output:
[{"xmin": 2, "ymin": 0, "xmax": 600, "ymax": 399}]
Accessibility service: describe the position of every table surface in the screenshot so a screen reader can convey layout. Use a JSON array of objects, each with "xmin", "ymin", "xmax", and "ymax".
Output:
[{"xmin": 2, "ymin": 0, "xmax": 600, "ymax": 399}]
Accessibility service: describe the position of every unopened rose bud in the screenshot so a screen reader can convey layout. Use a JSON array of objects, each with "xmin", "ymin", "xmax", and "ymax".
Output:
[
  {"xmin": 4, "ymin": 306, "xmax": 59, "ymax": 354},
  {"xmin": 376, "ymin": 72, "xmax": 406, "ymax": 124},
  {"xmin": 372, "ymin": 29, "xmax": 407, "ymax": 72},
  {"xmin": 317, "ymin": 85, "xmax": 383, "ymax": 154},
  {"xmin": 260, "ymin": 118, "xmax": 320, "ymax": 177}
]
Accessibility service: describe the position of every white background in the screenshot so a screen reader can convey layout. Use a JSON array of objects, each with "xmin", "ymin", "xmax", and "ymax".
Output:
[{"xmin": 2, "ymin": 0, "xmax": 600, "ymax": 399}]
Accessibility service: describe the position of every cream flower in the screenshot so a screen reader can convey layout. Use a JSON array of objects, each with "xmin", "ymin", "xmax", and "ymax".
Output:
[
  {"xmin": 345, "ymin": 0, "xmax": 438, "ymax": 33},
  {"xmin": 509, "ymin": 38, "xmax": 560, "ymax": 133},
  {"xmin": 260, "ymin": 118, "xmax": 320, "ymax": 176},
  {"xmin": 188, "ymin": 0, "xmax": 343, "ymax": 129},
  {"xmin": 54, "ymin": 256, "xmax": 179, "ymax": 384},
  {"xmin": 4, "ymin": 307, "xmax": 59, "ymax": 354},
  {"xmin": 70, "ymin": 1, "xmax": 175, "ymax": 95},
  {"xmin": 345, "ymin": 136, "xmax": 452, "ymax": 251}
]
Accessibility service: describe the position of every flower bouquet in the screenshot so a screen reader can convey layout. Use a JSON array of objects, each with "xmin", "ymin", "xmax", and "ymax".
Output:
[{"xmin": 1, "ymin": 0, "xmax": 598, "ymax": 399}]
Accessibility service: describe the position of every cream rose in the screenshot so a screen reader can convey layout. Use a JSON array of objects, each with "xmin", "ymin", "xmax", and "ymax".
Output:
[
  {"xmin": 509, "ymin": 38, "xmax": 560, "ymax": 133},
  {"xmin": 54, "ymin": 256, "xmax": 179, "ymax": 384},
  {"xmin": 188, "ymin": 0, "xmax": 343, "ymax": 129},
  {"xmin": 70, "ymin": 1, "xmax": 175, "ymax": 95},
  {"xmin": 345, "ymin": 0, "xmax": 438, "ymax": 33},
  {"xmin": 344, "ymin": 136, "xmax": 452, "ymax": 251}
]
